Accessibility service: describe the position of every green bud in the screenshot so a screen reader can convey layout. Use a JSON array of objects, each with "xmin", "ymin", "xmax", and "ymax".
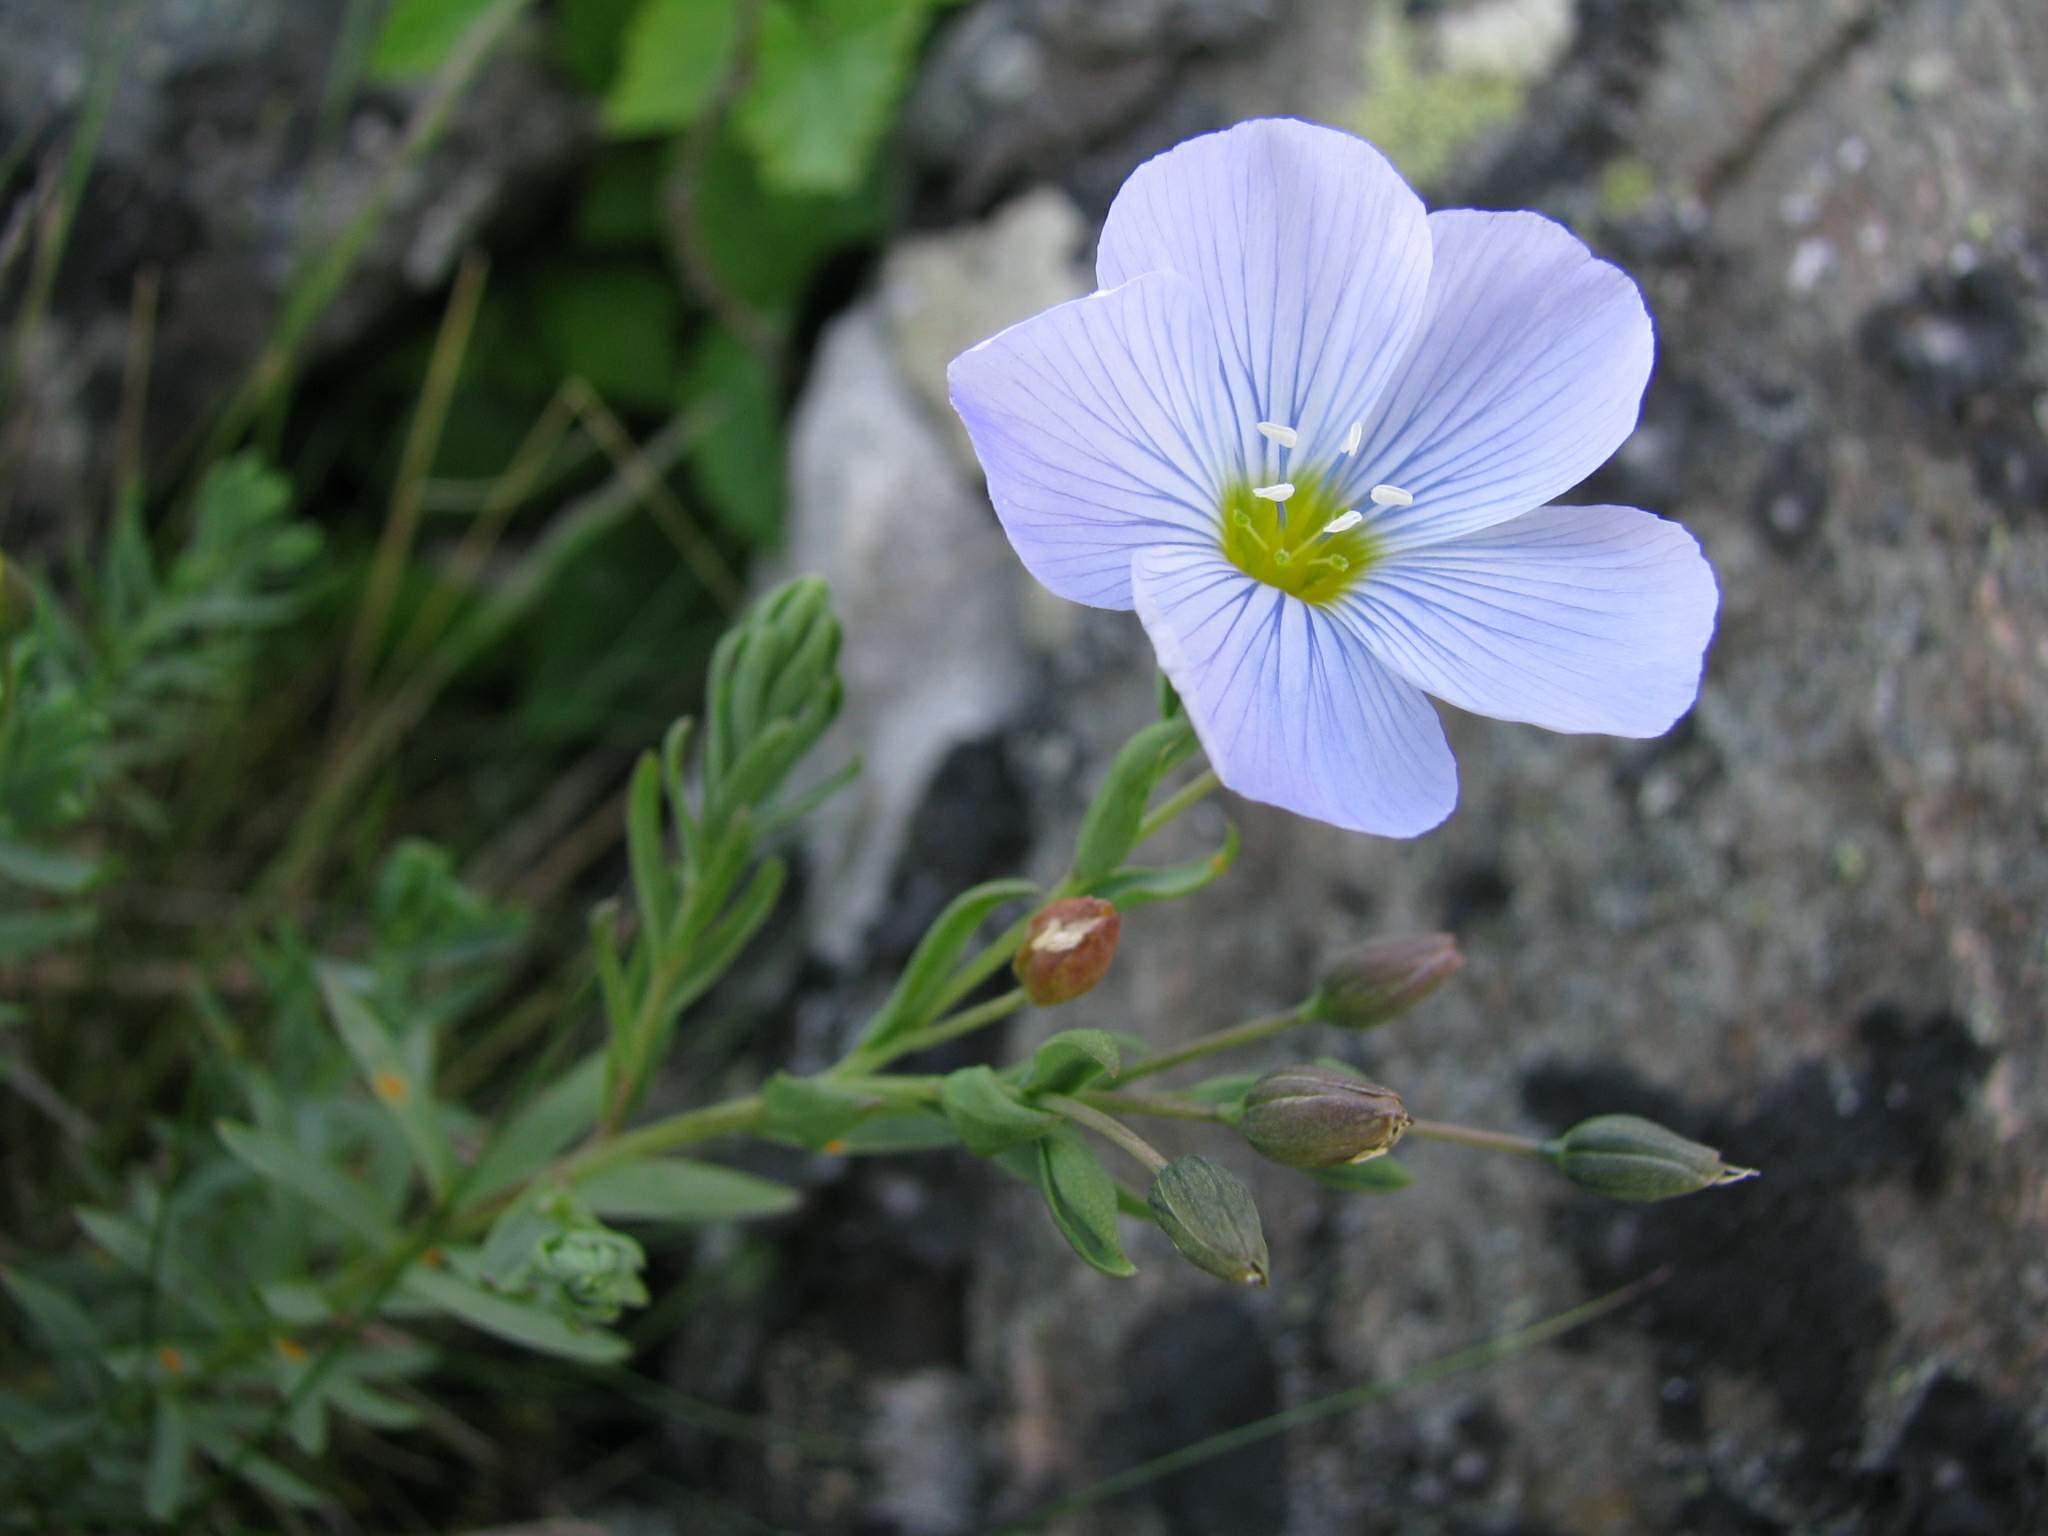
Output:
[
  {"xmin": 1239, "ymin": 1067, "xmax": 1411, "ymax": 1169},
  {"xmin": 1306, "ymin": 933, "xmax": 1462, "ymax": 1030},
  {"xmin": 1147, "ymin": 1155, "xmax": 1270, "ymax": 1287},
  {"xmin": 1551, "ymin": 1114, "xmax": 1759, "ymax": 1203},
  {"xmin": 1013, "ymin": 897, "xmax": 1121, "ymax": 1006},
  {"xmin": 0, "ymin": 551, "xmax": 33, "ymax": 640},
  {"xmin": 537, "ymin": 1227, "xmax": 649, "ymax": 1321}
]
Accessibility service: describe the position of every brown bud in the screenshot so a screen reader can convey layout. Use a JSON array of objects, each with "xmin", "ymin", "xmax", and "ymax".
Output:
[
  {"xmin": 1240, "ymin": 1067, "xmax": 1411, "ymax": 1168},
  {"xmin": 1014, "ymin": 897, "xmax": 1120, "ymax": 1006},
  {"xmin": 1307, "ymin": 933, "xmax": 1462, "ymax": 1030}
]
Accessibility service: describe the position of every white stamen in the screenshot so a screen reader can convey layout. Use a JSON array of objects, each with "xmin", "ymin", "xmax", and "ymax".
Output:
[
  {"xmin": 1320, "ymin": 510, "xmax": 1364, "ymax": 536},
  {"xmin": 1255, "ymin": 420, "xmax": 1299, "ymax": 448},
  {"xmin": 1251, "ymin": 482, "xmax": 1295, "ymax": 502},
  {"xmin": 1369, "ymin": 483, "xmax": 1415, "ymax": 508},
  {"xmin": 1342, "ymin": 421, "xmax": 1363, "ymax": 455}
]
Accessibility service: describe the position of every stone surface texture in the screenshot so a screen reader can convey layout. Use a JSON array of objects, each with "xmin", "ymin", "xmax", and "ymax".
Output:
[{"xmin": 762, "ymin": 1, "xmax": 2048, "ymax": 1532}]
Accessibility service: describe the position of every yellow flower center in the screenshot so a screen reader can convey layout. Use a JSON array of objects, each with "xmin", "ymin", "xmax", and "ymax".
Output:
[{"xmin": 1217, "ymin": 471, "xmax": 1380, "ymax": 605}]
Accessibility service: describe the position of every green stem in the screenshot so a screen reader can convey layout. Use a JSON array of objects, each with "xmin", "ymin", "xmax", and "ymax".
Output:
[
  {"xmin": 562, "ymin": 1093, "xmax": 765, "ymax": 1184},
  {"xmin": 1136, "ymin": 767, "xmax": 1221, "ymax": 844},
  {"xmin": 1042, "ymin": 1093, "xmax": 1168, "ymax": 1176},
  {"xmin": 837, "ymin": 988, "xmax": 1029, "ymax": 1076},
  {"xmin": 1405, "ymin": 1119, "xmax": 1555, "ymax": 1160},
  {"xmin": 1077, "ymin": 1090, "xmax": 1227, "ymax": 1124},
  {"xmin": 1118, "ymin": 1006, "xmax": 1309, "ymax": 1084}
]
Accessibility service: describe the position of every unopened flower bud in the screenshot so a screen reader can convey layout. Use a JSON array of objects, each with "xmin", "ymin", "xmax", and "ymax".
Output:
[
  {"xmin": 0, "ymin": 552, "xmax": 33, "ymax": 641},
  {"xmin": 1307, "ymin": 933, "xmax": 1462, "ymax": 1030},
  {"xmin": 1014, "ymin": 897, "xmax": 1120, "ymax": 1006},
  {"xmin": 1551, "ymin": 1114, "xmax": 1759, "ymax": 1203},
  {"xmin": 1147, "ymin": 1155, "xmax": 1270, "ymax": 1287},
  {"xmin": 1240, "ymin": 1067, "xmax": 1411, "ymax": 1168},
  {"xmin": 538, "ymin": 1227, "xmax": 648, "ymax": 1320}
]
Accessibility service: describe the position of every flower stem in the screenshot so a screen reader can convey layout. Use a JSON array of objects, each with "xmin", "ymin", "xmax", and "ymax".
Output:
[
  {"xmin": 1076, "ymin": 1090, "xmax": 1228, "ymax": 1124},
  {"xmin": 1405, "ymin": 1119, "xmax": 1554, "ymax": 1160},
  {"xmin": 1041, "ymin": 1093, "xmax": 1169, "ymax": 1175},
  {"xmin": 834, "ymin": 987, "xmax": 1030, "ymax": 1076},
  {"xmin": 1117, "ymin": 1006, "xmax": 1309, "ymax": 1084},
  {"xmin": 1136, "ymin": 767, "xmax": 1222, "ymax": 844}
]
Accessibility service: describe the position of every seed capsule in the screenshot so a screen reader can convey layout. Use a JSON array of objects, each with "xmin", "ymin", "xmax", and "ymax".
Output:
[
  {"xmin": 1307, "ymin": 934, "xmax": 1462, "ymax": 1030},
  {"xmin": 1148, "ymin": 1155, "xmax": 1270, "ymax": 1287},
  {"xmin": 1240, "ymin": 1067, "xmax": 1411, "ymax": 1168},
  {"xmin": 1014, "ymin": 897, "xmax": 1121, "ymax": 1006},
  {"xmin": 1551, "ymin": 1114, "xmax": 1759, "ymax": 1203}
]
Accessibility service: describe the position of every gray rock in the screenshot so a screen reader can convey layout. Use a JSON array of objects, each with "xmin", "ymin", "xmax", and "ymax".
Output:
[{"xmin": 865, "ymin": 1369, "xmax": 986, "ymax": 1535}]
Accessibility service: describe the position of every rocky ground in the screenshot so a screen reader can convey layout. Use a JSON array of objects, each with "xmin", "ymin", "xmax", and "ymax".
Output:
[{"xmin": 748, "ymin": 1, "xmax": 2048, "ymax": 1532}]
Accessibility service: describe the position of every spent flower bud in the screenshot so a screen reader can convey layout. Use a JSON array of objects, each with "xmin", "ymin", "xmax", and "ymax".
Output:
[
  {"xmin": 1307, "ymin": 933, "xmax": 1462, "ymax": 1030},
  {"xmin": 1240, "ymin": 1067, "xmax": 1411, "ymax": 1168},
  {"xmin": 1014, "ymin": 897, "xmax": 1120, "ymax": 1006},
  {"xmin": 1148, "ymin": 1155, "xmax": 1270, "ymax": 1286},
  {"xmin": 1551, "ymin": 1114, "xmax": 1759, "ymax": 1203}
]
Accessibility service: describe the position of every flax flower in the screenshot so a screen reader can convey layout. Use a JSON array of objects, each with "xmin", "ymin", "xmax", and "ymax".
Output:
[{"xmin": 948, "ymin": 118, "xmax": 1717, "ymax": 836}]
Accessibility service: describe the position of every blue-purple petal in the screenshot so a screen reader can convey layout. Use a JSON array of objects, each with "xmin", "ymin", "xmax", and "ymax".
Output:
[
  {"xmin": 1131, "ymin": 545, "xmax": 1458, "ymax": 836},
  {"xmin": 948, "ymin": 271, "xmax": 1236, "ymax": 610},
  {"xmin": 1097, "ymin": 118, "xmax": 1433, "ymax": 482},
  {"xmin": 1342, "ymin": 210, "xmax": 1654, "ymax": 549},
  {"xmin": 1344, "ymin": 502, "xmax": 1718, "ymax": 737}
]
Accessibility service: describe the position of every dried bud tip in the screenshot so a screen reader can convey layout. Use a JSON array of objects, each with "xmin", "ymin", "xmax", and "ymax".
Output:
[
  {"xmin": 1240, "ymin": 1067, "xmax": 1411, "ymax": 1169},
  {"xmin": 1015, "ymin": 897, "xmax": 1121, "ymax": 1006},
  {"xmin": 1552, "ymin": 1114, "xmax": 1760, "ymax": 1203},
  {"xmin": 1308, "ymin": 933, "xmax": 1462, "ymax": 1030},
  {"xmin": 1148, "ymin": 1155, "xmax": 1271, "ymax": 1287}
]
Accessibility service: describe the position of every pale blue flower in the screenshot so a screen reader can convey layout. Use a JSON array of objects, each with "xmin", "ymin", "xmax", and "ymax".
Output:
[{"xmin": 948, "ymin": 118, "xmax": 1718, "ymax": 836}]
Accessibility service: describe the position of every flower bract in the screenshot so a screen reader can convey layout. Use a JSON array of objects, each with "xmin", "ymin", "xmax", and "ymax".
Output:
[{"xmin": 948, "ymin": 118, "xmax": 1719, "ymax": 836}]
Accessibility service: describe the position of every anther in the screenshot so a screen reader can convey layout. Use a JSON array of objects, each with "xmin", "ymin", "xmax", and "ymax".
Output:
[
  {"xmin": 1368, "ymin": 483, "xmax": 1414, "ymax": 508},
  {"xmin": 1320, "ymin": 510, "xmax": 1364, "ymax": 536},
  {"xmin": 1342, "ymin": 421, "xmax": 1363, "ymax": 456},
  {"xmin": 1252, "ymin": 482, "xmax": 1295, "ymax": 502},
  {"xmin": 1256, "ymin": 421, "xmax": 1299, "ymax": 448}
]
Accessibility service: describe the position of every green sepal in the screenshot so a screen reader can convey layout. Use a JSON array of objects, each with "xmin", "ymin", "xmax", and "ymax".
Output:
[
  {"xmin": 575, "ymin": 1157, "xmax": 800, "ymax": 1225},
  {"xmin": 1020, "ymin": 1029, "xmax": 1121, "ymax": 1097},
  {"xmin": 759, "ymin": 1072, "xmax": 882, "ymax": 1150},
  {"xmin": 1083, "ymin": 819, "xmax": 1239, "ymax": 910},
  {"xmin": 853, "ymin": 877, "xmax": 1039, "ymax": 1052},
  {"xmin": 1155, "ymin": 672, "xmax": 1182, "ymax": 720},
  {"xmin": 1311, "ymin": 1156, "xmax": 1415, "ymax": 1194},
  {"xmin": 1179, "ymin": 1071, "xmax": 1264, "ymax": 1124},
  {"xmin": 939, "ymin": 1065, "xmax": 1060, "ymax": 1157},
  {"xmin": 1070, "ymin": 717, "xmax": 1198, "ymax": 885}
]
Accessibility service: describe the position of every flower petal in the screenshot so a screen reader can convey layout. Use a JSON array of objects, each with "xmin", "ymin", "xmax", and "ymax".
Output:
[
  {"xmin": 1132, "ymin": 545, "xmax": 1458, "ymax": 837},
  {"xmin": 1342, "ymin": 210, "xmax": 1655, "ymax": 549},
  {"xmin": 1344, "ymin": 502, "xmax": 1718, "ymax": 737},
  {"xmin": 948, "ymin": 270, "xmax": 1238, "ymax": 610},
  {"xmin": 1097, "ymin": 118, "xmax": 1433, "ymax": 480}
]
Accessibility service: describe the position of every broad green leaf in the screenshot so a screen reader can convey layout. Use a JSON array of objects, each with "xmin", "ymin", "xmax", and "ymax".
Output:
[
  {"xmin": 575, "ymin": 1156, "xmax": 800, "ymax": 1224},
  {"xmin": 404, "ymin": 1267, "xmax": 630, "ymax": 1363},
  {"xmin": 317, "ymin": 965, "xmax": 455, "ymax": 1198},
  {"xmin": 737, "ymin": 0, "xmax": 929, "ymax": 193},
  {"xmin": 557, "ymin": 0, "xmax": 644, "ymax": 90},
  {"xmin": 1021, "ymin": 1029, "xmax": 1121, "ymax": 1097},
  {"xmin": 684, "ymin": 328, "xmax": 785, "ymax": 545},
  {"xmin": 466, "ymin": 1053, "xmax": 606, "ymax": 1200},
  {"xmin": 0, "ymin": 837, "xmax": 100, "ymax": 894},
  {"xmin": 939, "ymin": 1066, "xmax": 1059, "ymax": 1157},
  {"xmin": 1028, "ymin": 1127, "xmax": 1136, "ymax": 1277},
  {"xmin": 603, "ymin": 0, "xmax": 741, "ymax": 136},
  {"xmin": 529, "ymin": 261, "xmax": 681, "ymax": 411},
  {"xmin": 1312, "ymin": 1156, "xmax": 1414, "ymax": 1194},
  {"xmin": 370, "ymin": 0, "xmax": 501, "ymax": 80},
  {"xmin": 686, "ymin": 124, "xmax": 883, "ymax": 317},
  {"xmin": 1084, "ymin": 820, "xmax": 1240, "ymax": 910},
  {"xmin": 217, "ymin": 1121, "xmax": 398, "ymax": 1245},
  {"xmin": 759, "ymin": 1072, "xmax": 880, "ymax": 1150},
  {"xmin": 854, "ymin": 878, "xmax": 1039, "ymax": 1051},
  {"xmin": 1070, "ymin": 717, "xmax": 1198, "ymax": 885}
]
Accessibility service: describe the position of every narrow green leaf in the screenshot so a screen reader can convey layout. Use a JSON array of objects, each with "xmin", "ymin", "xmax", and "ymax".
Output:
[
  {"xmin": 939, "ymin": 1066, "xmax": 1060, "ymax": 1157},
  {"xmin": 1312, "ymin": 1157, "xmax": 1415, "ymax": 1194},
  {"xmin": 1022, "ymin": 1030, "xmax": 1122, "ymax": 1097},
  {"xmin": 404, "ymin": 1268, "xmax": 630, "ymax": 1363},
  {"xmin": 316, "ymin": 965, "xmax": 455, "ymax": 1197},
  {"xmin": 144, "ymin": 1395, "xmax": 190, "ymax": 1522},
  {"xmin": 1084, "ymin": 820, "xmax": 1240, "ymax": 910},
  {"xmin": 1070, "ymin": 718, "xmax": 1197, "ymax": 885},
  {"xmin": 1033, "ymin": 1127, "xmax": 1137, "ymax": 1278},
  {"xmin": 576, "ymin": 1156, "xmax": 800, "ymax": 1224},
  {"xmin": 626, "ymin": 752, "xmax": 675, "ymax": 939},
  {"xmin": 467, "ymin": 1053, "xmax": 606, "ymax": 1201},
  {"xmin": 830, "ymin": 1110, "xmax": 959, "ymax": 1155},
  {"xmin": 195, "ymin": 1431, "xmax": 324, "ymax": 1508},
  {"xmin": 327, "ymin": 1376, "xmax": 423, "ymax": 1431},
  {"xmin": 758, "ymin": 1072, "xmax": 879, "ymax": 1150},
  {"xmin": 854, "ymin": 878, "xmax": 1039, "ymax": 1051},
  {"xmin": 0, "ymin": 904, "xmax": 97, "ymax": 962},
  {"xmin": 0, "ymin": 837, "xmax": 100, "ymax": 894},
  {"xmin": 217, "ymin": 1121, "xmax": 397, "ymax": 1245},
  {"xmin": 0, "ymin": 1267, "xmax": 103, "ymax": 1379}
]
